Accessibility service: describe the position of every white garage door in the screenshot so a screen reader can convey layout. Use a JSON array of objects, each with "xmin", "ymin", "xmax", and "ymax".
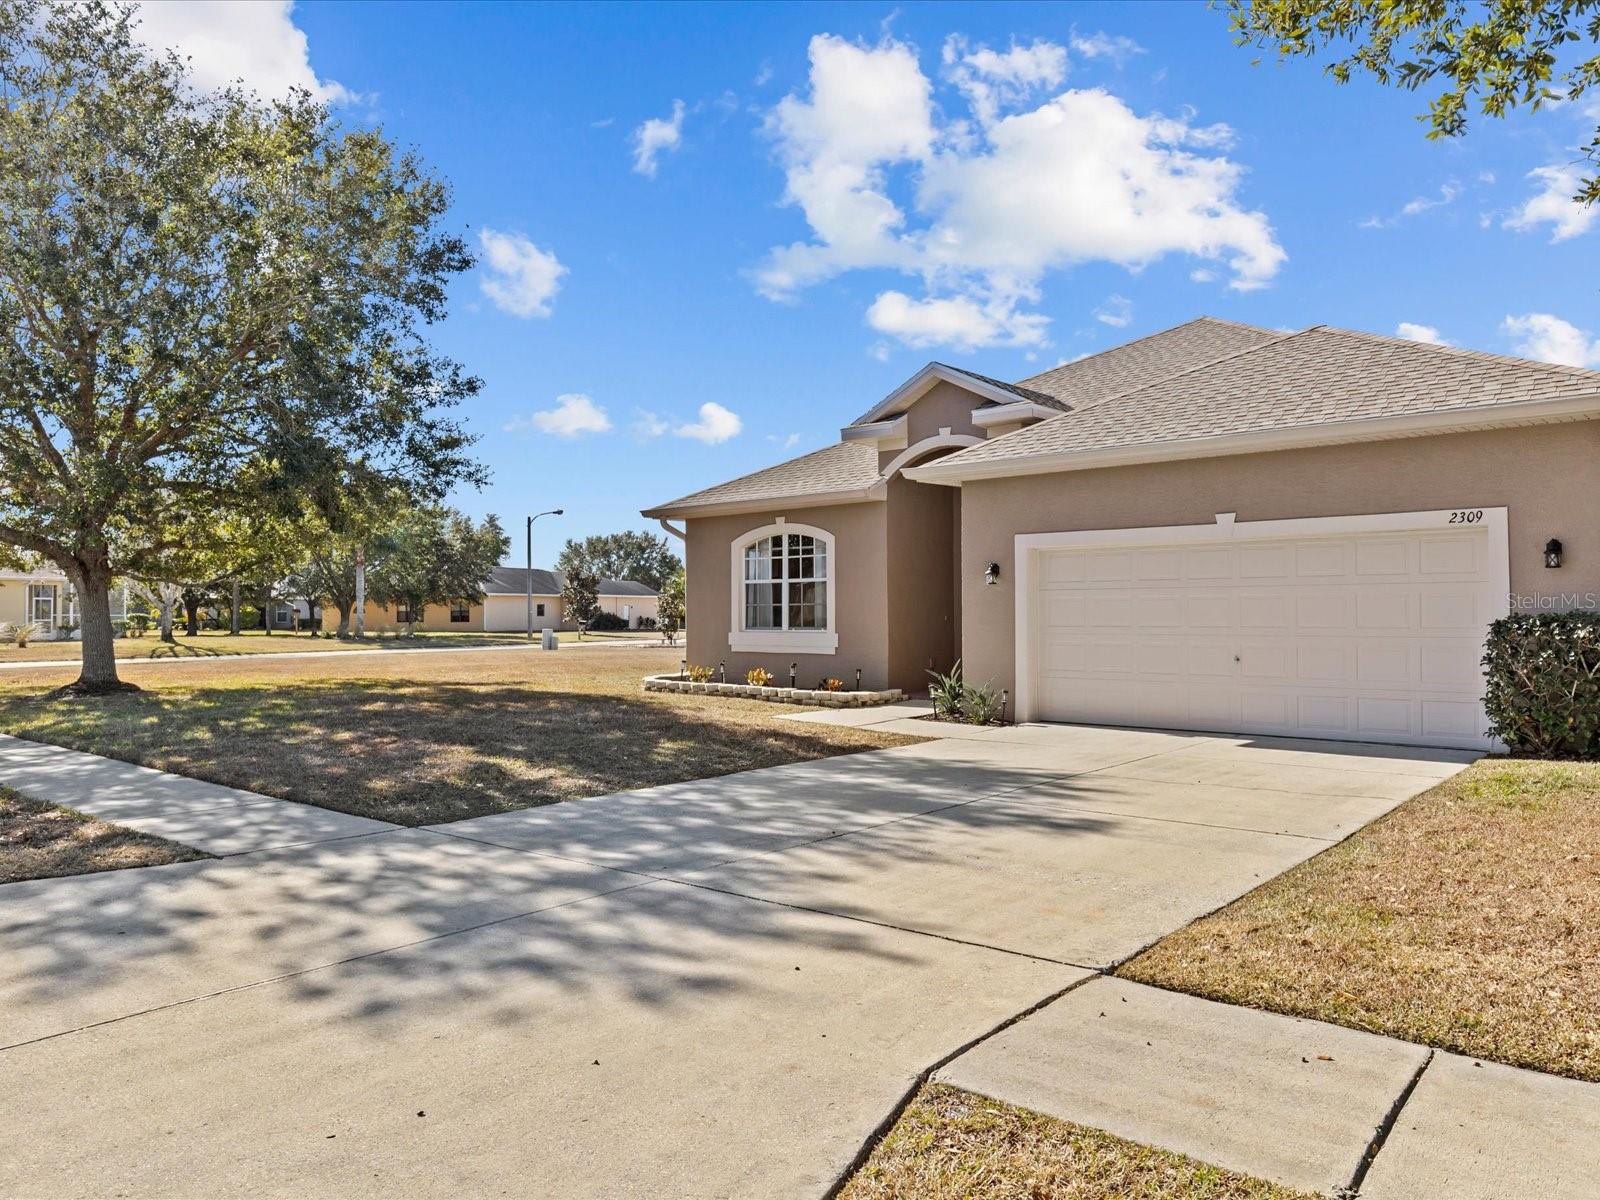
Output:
[{"xmin": 1025, "ymin": 512, "xmax": 1506, "ymax": 749}]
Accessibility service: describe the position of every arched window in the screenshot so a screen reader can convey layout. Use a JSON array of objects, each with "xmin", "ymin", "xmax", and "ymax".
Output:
[{"xmin": 729, "ymin": 522, "xmax": 837, "ymax": 652}]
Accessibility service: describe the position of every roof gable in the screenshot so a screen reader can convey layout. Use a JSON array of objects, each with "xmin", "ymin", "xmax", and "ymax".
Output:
[{"xmin": 847, "ymin": 362, "xmax": 1069, "ymax": 429}]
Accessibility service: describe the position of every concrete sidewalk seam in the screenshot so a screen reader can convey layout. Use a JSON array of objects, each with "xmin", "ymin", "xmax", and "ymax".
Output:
[
  {"xmin": 820, "ymin": 970, "xmax": 1103, "ymax": 1200},
  {"xmin": 1343, "ymin": 1048, "xmax": 1435, "ymax": 1198}
]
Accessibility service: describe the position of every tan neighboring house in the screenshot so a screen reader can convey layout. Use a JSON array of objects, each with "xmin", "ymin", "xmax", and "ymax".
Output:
[
  {"xmin": 0, "ymin": 566, "xmax": 129, "ymax": 638},
  {"xmin": 643, "ymin": 318, "xmax": 1600, "ymax": 750},
  {"xmin": 343, "ymin": 566, "xmax": 659, "ymax": 633}
]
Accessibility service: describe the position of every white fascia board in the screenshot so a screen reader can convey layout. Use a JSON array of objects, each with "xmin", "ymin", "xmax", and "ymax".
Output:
[
  {"xmin": 839, "ymin": 413, "xmax": 908, "ymax": 449},
  {"xmin": 848, "ymin": 363, "xmax": 1037, "ymax": 428},
  {"xmin": 907, "ymin": 393, "xmax": 1600, "ymax": 484},
  {"xmin": 970, "ymin": 401, "xmax": 1060, "ymax": 428},
  {"xmin": 640, "ymin": 483, "xmax": 888, "ymax": 521}
]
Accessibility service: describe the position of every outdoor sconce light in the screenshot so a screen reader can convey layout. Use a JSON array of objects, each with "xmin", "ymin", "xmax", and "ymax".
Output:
[
  {"xmin": 855, "ymin": 668, "xmax": 862, "ymax": 692},
  {"xmin": 1545, "ymin": 538, "xmax": 1564, "ymax": 569},
  {"xmin": 790, "ymin": 662, "xmax": 798, "ymax": 689},
  {"xmin": 984, "ymin": 561, "xmax": 1001, "ymax": 586}
]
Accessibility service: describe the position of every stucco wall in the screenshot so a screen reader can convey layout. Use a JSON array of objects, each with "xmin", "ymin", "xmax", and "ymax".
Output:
[
  {"xmin": 886, "ymin": 476, "xmax": 959, "ymax": 690},
  {"xmin": 959, "ymin": 421, "xmax": 1600, "ymax": 698},
  {"xmin": 335, "ymin": 598, "xmax": 487, "ymax": 632},
  {"xmin": 683, "ymin": 501, "xmax": 890, "ymax": 689}
]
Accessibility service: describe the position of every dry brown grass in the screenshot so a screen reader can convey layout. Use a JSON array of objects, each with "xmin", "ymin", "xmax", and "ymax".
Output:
[
  {"xmin": 0, "ymin": 788, "xmax": 206, "ymax": 884},
  {"xmin": 840, "ymin": 1084, "xmax": 1315, "ymax": 1200},
  {"xmin": 0, "ymin": 647, "xmax": 918, "ymax": 826},
  {"xmin": 1121, "ymin": 759, "xmax": 1600, "ymax": 1081},
  {"xmin": 0, "ymin": 629, "xmax": 615, "ymax": 664}
]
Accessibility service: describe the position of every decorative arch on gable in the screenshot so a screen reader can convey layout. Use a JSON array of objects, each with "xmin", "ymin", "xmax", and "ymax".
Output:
[{"xmin": 878, "ymin": 431, "xmax": 984, "ymax": 482}]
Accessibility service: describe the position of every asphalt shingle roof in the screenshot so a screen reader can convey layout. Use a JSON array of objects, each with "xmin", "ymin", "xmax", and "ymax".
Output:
[
  {"xmin": 483, "ymin": 566, "xmax": 657, "ymax": 597},
  {"xmin": 940, "ymin": 324, "xmax": 1600, "ymax": 469},
  {"xmin": 930, "ymin": 365, "xmax": 1069, "ymax": 411},
  {"xmin": 641, "ymin": 440, "xmax": 882, "ymax": 516},
  {"xmin": 1016, "ymin": 317, "xmax": 1278, "ymax": 408}
]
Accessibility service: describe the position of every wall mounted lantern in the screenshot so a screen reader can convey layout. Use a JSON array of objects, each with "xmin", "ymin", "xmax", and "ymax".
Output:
[
  {"xmin": 1545, "ymin": 538, "xmax": 1564, "ymax": 569},
  {"xmin": 984, "ymin": 561, "xmax": 1001, "ymax": 586}
]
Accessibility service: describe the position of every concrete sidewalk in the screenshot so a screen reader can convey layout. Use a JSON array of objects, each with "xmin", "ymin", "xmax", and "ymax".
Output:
[
  {"xmin": 0, "ymin": 734, "xmax": 393, "ymax": 854},
  {"xmin": 939, "ymin": 976, "xmax": 1600, "ymax": 1198}
]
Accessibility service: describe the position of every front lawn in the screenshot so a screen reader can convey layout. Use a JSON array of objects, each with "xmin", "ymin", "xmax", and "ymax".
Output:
[
  {"xmin": 1121, "ymin": 759, "xmax": 1600, "ymax": 1081},
  {"xmin": 1, "ymin": 788, "xmax": 207, "ymax": 884},
  {"xmin": 0, "ymin": 648, "xmax": 917, "ymax": 826},
  {"xmin": 840, "ymin": 1084, "xmax": 1314, "ymax": 1200}
]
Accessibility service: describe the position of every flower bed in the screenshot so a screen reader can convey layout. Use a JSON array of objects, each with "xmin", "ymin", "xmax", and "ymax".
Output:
[{"xmin": 644, "ymin": 674, "xmax": 904, "ymax": 707}]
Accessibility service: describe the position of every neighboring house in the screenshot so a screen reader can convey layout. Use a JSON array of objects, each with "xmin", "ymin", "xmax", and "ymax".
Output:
[
  {"xmin": 0, "ymin": 567, "xmax": 129, "ymax": 638},
  {"xmin": 643, "ymin": 318, "xmax": 1600, "ymax": 750},
  {"xmin": 339, "ymin": 566, "xmax": 660, "ymax": 633}
]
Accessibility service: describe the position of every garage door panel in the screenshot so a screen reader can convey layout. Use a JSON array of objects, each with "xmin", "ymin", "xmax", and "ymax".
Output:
[
  {"xmin": 1185, "ymin": 594, "xmax": 1235, "ymax": 628},
  {"xmin": 1295, "ymin": 593, "xmax": 1352, "ymax": 630},
  {"xmin": 1357, "ymin": 642, "xmax": 1415, "ymax": 685},
  {"xmin": 1356, "ymin": 590, "xmax": 1414, "ymax": 630},
  {"xmin": 1419, "ymin": 536, "xmax": 1480, "ymax": 575},
  {"xmin": 1031, "ymin": 522, "xmax": 1497, "ymax": 750}
]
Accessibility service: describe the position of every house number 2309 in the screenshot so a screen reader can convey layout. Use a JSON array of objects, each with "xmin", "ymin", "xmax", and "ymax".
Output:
[{"xmin": 1448, "ymin": 510, "xmax": 1484, "ymax": 524}]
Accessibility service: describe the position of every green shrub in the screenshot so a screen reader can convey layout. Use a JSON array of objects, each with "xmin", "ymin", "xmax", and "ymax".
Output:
[
  {"xmin": 1482, "ymin": 611, "xmax": 1600, "ymax": 758},
  {"xmin": 928, "ymin": 660, "xmax": 966, "ymax": 719},
  {"xmin": 587, "ymin": 611, "xmax": 629, "ymax": 632},
  {"xmin": 963, "ymin": 684, "xmax": 1005, "ymax": 726}
]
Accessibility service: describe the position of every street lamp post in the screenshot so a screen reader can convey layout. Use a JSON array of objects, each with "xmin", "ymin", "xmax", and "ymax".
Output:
[{"xmin": 526, "ymin": 509, "xmax": 564, "ymax": 640}]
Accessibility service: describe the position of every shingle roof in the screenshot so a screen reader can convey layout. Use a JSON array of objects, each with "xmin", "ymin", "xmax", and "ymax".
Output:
[
  {"xmin": 483, "ymin": 566, "xmax": 657, "ymax": 598},
  {"xmin": 935, "ymin": 324, "xmax": 1600, "ymax": 471},
  {"xmin": 641, "ymin": 440, "xmax": 882, "ymax": 516},
  {"xmin": 1016, "ymin": 317, "xmax": 1278, "ymax": 408}
]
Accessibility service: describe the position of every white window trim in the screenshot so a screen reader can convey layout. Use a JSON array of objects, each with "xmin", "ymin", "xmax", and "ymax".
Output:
[
  {"xmin": 1012, "ymin": 507, "xmax": 1509, "ymax": 730},
  {"xmin": 729, "ymin": 520, "xmax": 839, "ymax": 654}
]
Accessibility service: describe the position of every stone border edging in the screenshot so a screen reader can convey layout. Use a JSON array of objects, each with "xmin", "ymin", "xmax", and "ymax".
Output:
[{"xmin": 643, "ymin": 673, "xmax": 904, "ymax": 707}]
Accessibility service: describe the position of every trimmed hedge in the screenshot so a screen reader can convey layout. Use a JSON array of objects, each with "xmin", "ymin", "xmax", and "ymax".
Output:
[{"xmin": 1482, "ymin": 611, "xmax": 1600, "ymax": 757}]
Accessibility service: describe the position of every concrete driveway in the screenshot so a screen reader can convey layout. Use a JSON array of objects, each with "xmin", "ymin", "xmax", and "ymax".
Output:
[{"xmin": 0, "ymin": 722, "xmax": 1473, "ymax": 1198}]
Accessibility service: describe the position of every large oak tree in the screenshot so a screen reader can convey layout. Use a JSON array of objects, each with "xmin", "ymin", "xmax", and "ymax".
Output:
[{"xmin": 0, "ymin": 1, "xmax": 482, "ymax": 691}]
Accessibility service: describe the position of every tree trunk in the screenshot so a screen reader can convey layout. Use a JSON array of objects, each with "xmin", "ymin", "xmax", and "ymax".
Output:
[
  {"xmin": 335, "ymin": 600, "xmax": 351, "ymax": 637},
  {"xmin": 184, "ymin": 596, "xmax": 200, "ymax": 637},
  {"xmin": 158, "ymin": 600, "xmax": 175, "ymax": 643},
  {"xmin": 230, "ymin": 579, "xmax": 241, "ymax": 635},
  {"xmin": 261, "ymin": 588, "xmax": 272, "ymax": 635},
  {"xmin": 63, "ymin": 564, "xmax": 135, "ymax": 695}
]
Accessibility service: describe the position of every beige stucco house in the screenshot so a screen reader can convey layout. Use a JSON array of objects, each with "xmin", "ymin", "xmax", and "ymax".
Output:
[
  {"xmin": 0, "ymin": 566, "xmax": 128, "ymax": 637},
  {"xmin": 343, "ymin": 566, "xmax": 659, "ymax": 633},
  {"xmin": 643, "ymin": 318, "xmax": 1600, "ymax": 750}
]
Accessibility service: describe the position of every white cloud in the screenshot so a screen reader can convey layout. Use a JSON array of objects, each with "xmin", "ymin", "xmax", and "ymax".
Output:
[
  {"xmin": 869, "ymin": 340, "xmax": 893, "ymax": 362},
  {"xmin": 1069, "ymin": 30, "xmax": 1145, "ymax": 64},
  {"xmin": 1504, "ymin": 163, "xmax": 1597, "ymax": 241},
  {"xmin": 767, "ymin": 432, "xmax": 802, "ymax": 449},
  {"xmin": 756, "ymin": 34, "xmax": 1283, "ymax": 350},
  {"xmin": 632, "ymin": 99, "xmax": 686, "ymax": 178},
  {"xmin": 866, "ymin": 291, "xmax": 1049, "ymax": 350},
  {"xmin": 1502, "ymin": 313, "xmax": 1600, "ymax": 367},
  {"xmin": 1395, "ymin": 322, "xmax": 1451, "ymax": 346},
  {"xmin": 675, "ymin": 402, "xmax": 743, "ymax": 444},
  {"xmin": 943, "ymin": 36, "xmax": 1068, "ymax": 127},
  {"xmin": 631, "ymin": 410, "xmax": 669, "ymax": 439},
  {"xmin": 130, "ymin": 1, "xmax": 350, "ymax": 101},
  {"xmin": 1189, "ymin": 267, "xmax": 1217, "ymax": 283},
  {"xmin": 478, "ymin": 229, "xmax": 566, "ymax": 318},
  {"xmin": 1361, "ymin": 180, "xmax": 1461, "ymax": 229},
  {"xmin": 1094, "ymin": 294, "xmax": 1133, "ymax": 328},
  {"xmin": 507, "ymin": 394, "xmax": 612, "ymax": 438}
]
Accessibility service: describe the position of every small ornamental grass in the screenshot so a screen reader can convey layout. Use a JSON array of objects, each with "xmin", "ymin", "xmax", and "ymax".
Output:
[{"xmin": 1483, "ymin": 611, "xmax": 1600, "ymax": 758}]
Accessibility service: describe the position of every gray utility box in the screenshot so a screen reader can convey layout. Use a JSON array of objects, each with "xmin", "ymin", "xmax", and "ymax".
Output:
[{"xmin": 541, "ymin": 627, "xmax": 558, "ymax": 651}]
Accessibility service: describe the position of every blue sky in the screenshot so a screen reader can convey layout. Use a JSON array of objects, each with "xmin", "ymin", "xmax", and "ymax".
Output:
[{"xmin": 142, "ymin": 1, "xmax": 1599, "ymax": 559}]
